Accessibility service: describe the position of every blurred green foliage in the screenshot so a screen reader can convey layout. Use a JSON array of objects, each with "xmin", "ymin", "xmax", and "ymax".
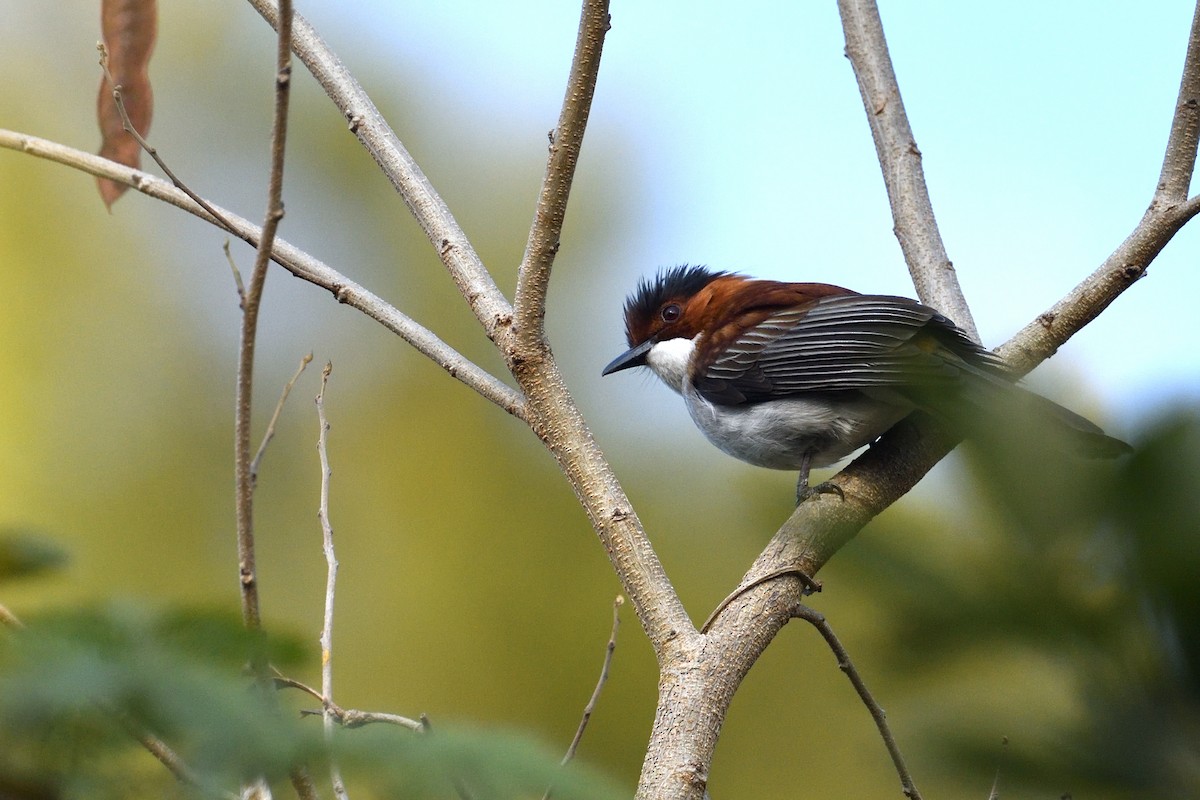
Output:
[{"xmin": 0, "ymin": 607, "xmax": 622, "ymax": 799}]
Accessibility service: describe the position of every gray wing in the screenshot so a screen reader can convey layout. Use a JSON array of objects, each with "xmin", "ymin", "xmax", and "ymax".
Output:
[{"xmin": 694, "ymin": 295, "xmax": 1009, "ymax": 405}]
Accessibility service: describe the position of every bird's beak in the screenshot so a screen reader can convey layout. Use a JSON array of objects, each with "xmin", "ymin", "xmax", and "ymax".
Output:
[{"xmin": 602, "ymin": 339, "xmax": 654, "ymax": 376}]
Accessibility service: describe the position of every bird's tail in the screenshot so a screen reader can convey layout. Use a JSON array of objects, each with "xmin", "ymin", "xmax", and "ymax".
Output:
[{"xmin": 950, "ymin": 370, "xmax": 1132, "ymax": 459}]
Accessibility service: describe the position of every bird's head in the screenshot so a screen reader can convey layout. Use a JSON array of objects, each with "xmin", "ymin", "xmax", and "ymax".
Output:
[
  {"xmin": 602, "ymin": 265, "xmax": 850, "ymax": 387},
  {"xmin": 601, "ymin": 265, "xmax": 729, "ymax": 377}
]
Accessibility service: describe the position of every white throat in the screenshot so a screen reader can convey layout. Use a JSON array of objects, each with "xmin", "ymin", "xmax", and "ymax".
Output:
[{"xmin": 646, "ymin": 336, "xmax": 698, "ymax": 394}]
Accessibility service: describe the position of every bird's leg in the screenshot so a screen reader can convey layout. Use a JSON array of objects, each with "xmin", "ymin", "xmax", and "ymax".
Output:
[{"xmin": 795, "ymin": 450, "xmax": 845, "ymax": 505}]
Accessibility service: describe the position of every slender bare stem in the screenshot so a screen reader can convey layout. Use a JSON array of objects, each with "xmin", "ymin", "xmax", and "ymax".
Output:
[
  {"xmin": 223, "ymin": 240, "xmax": 247, "ymax": 304},
  {"xmin": 0, "ymin": 129, "xmax": 528, "ymax": 419},
  {"xmin": 314, "ymin": 362, "xmax": 349, "ymax": 800},
  {"xmin": 565, "ymin": 595, "xmax": 622, "ymax": 762},
  {"xmin": 513, "ymin": 0, "xmax": 610, "ymax": 344},
  {"xmin": 701, "ymin": 567, "xmax": 821, "ymax": 634},
  {"xmin": 837, "ymin": 0, "xmax": 976, "ymax": 339},
  {"xmin": 792, "ymin": 605, "xmax": 921, "ymax": 800},
  {"xmin": 250, "ymin": 353, "xmax": 313, "ymax": 486},
  {"xmin": 273, "ymin": 673, "xmax": 424, "ymax": 731},
  {"xmin": 235, "ymin": 0, "xmax": 293, "ymax": 633},
  {"xmin": 98, "ymin": 44, "xmax": 243, "ymax": 240},
  {"xmin": 547, "ymin": 595, "xmax": 623, "ymax": 800}
]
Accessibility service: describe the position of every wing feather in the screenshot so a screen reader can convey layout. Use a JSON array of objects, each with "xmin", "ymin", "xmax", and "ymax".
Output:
[{"xmin": 695, "ymin": 295, "xmax": 1008, "ymax": 405}]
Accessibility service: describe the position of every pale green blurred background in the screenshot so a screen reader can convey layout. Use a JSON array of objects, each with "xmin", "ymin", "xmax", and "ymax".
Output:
[{"xmin": 1, "ymin": 2, "xmax": 1198, "ymax": 797}]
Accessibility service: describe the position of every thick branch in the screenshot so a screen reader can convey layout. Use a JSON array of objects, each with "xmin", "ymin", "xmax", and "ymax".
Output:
[
  {"xmin": 838, "ymin": 0, "xmax": 977, "ymax": 339},
  {"xmin": 246, "ymin": 0, "xmax": 513, "ymax": 340},
  {"xmin": 0, "ymin": 130, "xmax": 527, "ymax": 419}
]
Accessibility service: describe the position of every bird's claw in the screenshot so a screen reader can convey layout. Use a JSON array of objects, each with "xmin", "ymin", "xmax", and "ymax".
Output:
[{"xmin": 795, "ymin": 480, "xmax": 845, "ymax": 505}]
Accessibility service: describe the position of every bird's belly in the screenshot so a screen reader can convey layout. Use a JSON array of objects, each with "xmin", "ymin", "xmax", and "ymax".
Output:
[{"xmin": 683, "ymin": 388, "xmax": 911, "ymax": 470}]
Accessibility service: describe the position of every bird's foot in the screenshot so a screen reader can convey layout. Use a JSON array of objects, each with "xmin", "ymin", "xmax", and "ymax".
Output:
[{"xmin": 795, "ymin": 480, "xmax": 845, "ymax": 506}]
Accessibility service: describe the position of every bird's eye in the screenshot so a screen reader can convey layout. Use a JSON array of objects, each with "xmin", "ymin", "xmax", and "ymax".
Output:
[{"xmin": 660, "ymin": 303, "xmax": 682, "ymax": 323}]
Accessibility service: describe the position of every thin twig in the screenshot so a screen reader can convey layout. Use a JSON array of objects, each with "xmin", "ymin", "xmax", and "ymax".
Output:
[
  {"xmin": 539, "ymin": 597, "xmax": 623, "ymax": 800},
  {"xmin": 0, "ymin": 131, "xmax": 527, "ymax": 419},
  {"xmin": 513, "ymin": 0, "xmax": 611, "ymax": 345},
  {"xmin": 234, "ymin": 0, "xmax": 294, "ymax": 634},
  {"xmin": 249, "ymin": 352, "xmax": 313, "ymax": 485},
  {"xmin": 791, "ymin": 604, "xmax": 922, "ymax": 800},
  {"xmin": 314, "ymin": 362, "xmax": 348, "ymax": 800},
  {"xmin": 223, "ymin": 240, "xmax": 247, "ymax": 305},
  {"xmin": 272, "ymin": 672, "xmax": 424, "ymax": 731},
  {"xmin": 701, "ymin": 568, "xmax": 821, "ymax": 634},
  {"xmin": 97, "ymin": 43, "xmax": 242, "ymax": 238},
  {"xmin": 557, "ymin": 596, "xmax": 623, "ymax": 770},
  {"xmin": 836, "ymin": 0, "xmax": 977, "ymax": 339}
]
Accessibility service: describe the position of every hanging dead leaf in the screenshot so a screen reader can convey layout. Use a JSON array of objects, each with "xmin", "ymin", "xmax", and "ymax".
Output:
[{"xmin": 96, "ymin": 0, "xmax": 158, "ymax": 209}]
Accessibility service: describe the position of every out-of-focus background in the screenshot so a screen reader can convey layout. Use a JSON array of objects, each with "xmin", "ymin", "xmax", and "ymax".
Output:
[{"xmin": 1, "ymin": 2, "xmax": 1197, "ymax": 797}]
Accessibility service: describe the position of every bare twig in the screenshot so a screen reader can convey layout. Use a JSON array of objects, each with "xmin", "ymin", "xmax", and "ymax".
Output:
[
  {"xmin": 234, "ymin": 0, "xmax": 294, "ymax": 634},
  {"xmin": 513, "ymin": 0, "xmax": 611, "ymax": 344},
  {"xmin": 223, "ymin": 239, "xmax": 247, "ymax": 305},
  {"xmin": 314, "ymin": 362, "xmax": 348, "ymax": 800},
  {"xmin": 791, "ymin": 604, "xmax": 921, "ymax": 800},
  {"xmin": 701, "ymin": 568, "xmax": 821, "ymax": 635},
  {"xmin": 97, "ymin": 43, "xmax": 242, "ymax": 238},
  {"xmin": 554, "ymin": 596, "xmax": 623, "ymax": 779},
  {"xmin": 272, "ymin": 673, "xmax": 424, "ymax": 731},
  {"xmin": 837, "ymin": 0, "xmax": 976, "ymax": 339},
  {"xmin": 249, "ymin": 352, "xmax": 313, "ymax": 485},
  {"xmin": 0, "ymin": 131, "xmax": 527, "ymax": 419}
]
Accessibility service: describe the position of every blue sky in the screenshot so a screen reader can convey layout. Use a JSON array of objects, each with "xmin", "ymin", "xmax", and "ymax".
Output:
[{"xmin": 291, "ymin": 2, "xmax": 1198, "ymax": 439}]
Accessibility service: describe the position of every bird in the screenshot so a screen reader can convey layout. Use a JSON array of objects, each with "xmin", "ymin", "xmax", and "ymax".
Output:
[{"xmin": 602, "ymin": 265, "xmax": 1130, "ymax": 501}]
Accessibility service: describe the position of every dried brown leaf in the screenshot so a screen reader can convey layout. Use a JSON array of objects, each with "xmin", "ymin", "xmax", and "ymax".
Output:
[{"xmin": 96, "ymin": 0, "xmax": 158, "ymax": 208}]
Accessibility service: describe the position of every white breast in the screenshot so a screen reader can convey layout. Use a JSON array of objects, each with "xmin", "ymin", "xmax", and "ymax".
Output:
[{"xmin": 682, "ymin": 380, "xmax": 911, "ymax": 470}]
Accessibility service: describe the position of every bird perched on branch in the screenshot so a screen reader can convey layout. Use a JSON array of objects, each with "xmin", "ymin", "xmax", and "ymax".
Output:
[{"xmin": 602, "ymin": 265, "xmax": 1130, "ymax": 501}]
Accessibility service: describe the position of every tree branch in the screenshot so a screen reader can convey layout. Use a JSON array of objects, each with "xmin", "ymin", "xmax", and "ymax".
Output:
[
  {"xmin": 234, "ymin": 0, "xmax": 293, "ymax": 633},
  {"xmin": 0, "ymin": 130, "xmax": 527, "ymax": 419},
  {"xmin": 837, "ymin": 0, "xmax": 977, "ymax": 339},
  {"xmin": 245, "ymin": 0, "xmax": 513, "ymax": 341},
  {"xmin": 513, "ymin": 0, "xmax": 610, "ymax": 345},
  {"xmin": 792, "ymin": 604, "xmax": 921, "ymax": 800},
  {"xmin": 314, "ymin": 362, "xmax": 349, "ymax": 800},
  {"xmin": 1155, "ymin": 1, "xmax": 1200, "ymax": 206}
]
